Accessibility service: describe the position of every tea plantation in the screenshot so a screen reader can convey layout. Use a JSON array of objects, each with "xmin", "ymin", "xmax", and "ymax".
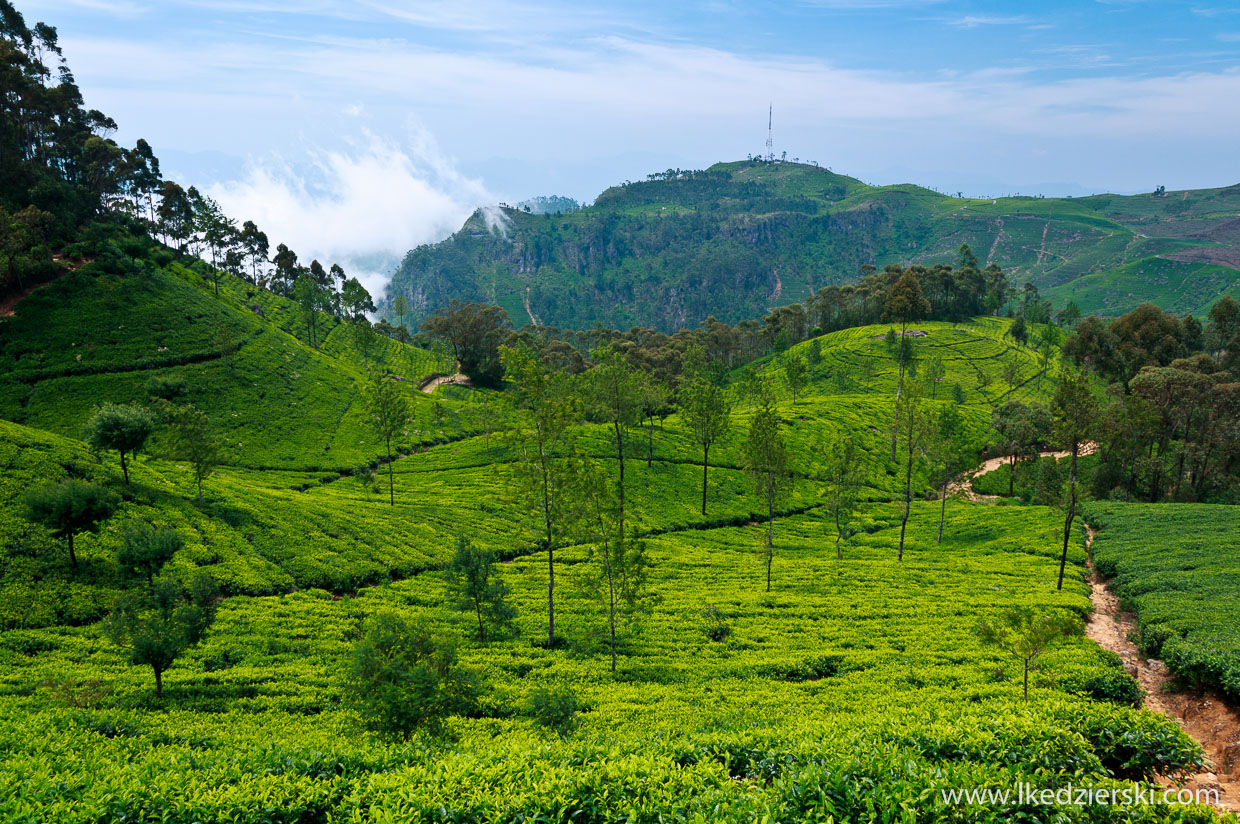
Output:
[
  {"xmin": 1087, "ymin": 503, "xmax": 1240, "ymax": 703},
  {"xmin": 0, "ymin": 260, "xmax": 1232, "ymax": 822}
]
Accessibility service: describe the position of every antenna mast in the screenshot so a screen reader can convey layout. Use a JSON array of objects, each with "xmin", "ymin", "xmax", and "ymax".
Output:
[{"xmin": 765, "ymin": 104, "xmax": 774, "ymax": 161}]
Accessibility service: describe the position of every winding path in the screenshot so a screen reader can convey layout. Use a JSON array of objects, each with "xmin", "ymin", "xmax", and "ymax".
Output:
[
  {"xmin": 947, "ymin": 444, "xmax": 1096, "ymax": 503},
  {"xmin": 418, "ymin": 373, "xmax": 473, "ymax": 394},
  {"xmin": 963, "ymin": 452, "xmax": 1240, "ymax": 812},
  {"xmin": 1084, "ymin": 529, "xmax": 1240, "ymax": 813}
]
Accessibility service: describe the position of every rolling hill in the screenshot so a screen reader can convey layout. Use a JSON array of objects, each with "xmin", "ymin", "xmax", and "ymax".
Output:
[{"xmin": 385, "ymin": 160, "xmax": 1240, "ymax": 332}]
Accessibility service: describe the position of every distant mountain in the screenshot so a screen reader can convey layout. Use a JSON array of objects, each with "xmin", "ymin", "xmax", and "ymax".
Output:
[{"xmin": 385, "ymin": 160, "xmax": 1240, "ymax": 332}]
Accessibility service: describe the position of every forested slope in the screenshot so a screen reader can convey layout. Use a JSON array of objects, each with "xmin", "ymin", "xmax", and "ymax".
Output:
[{"xmin": 387, "ymin": 160, "xmax": 1240, "ymax": 332}]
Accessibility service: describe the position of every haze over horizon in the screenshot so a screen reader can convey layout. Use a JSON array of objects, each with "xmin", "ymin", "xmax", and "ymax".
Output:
[{"xmin": 21, "ymin": 0, "xmax": 1240, "ymax": 287}]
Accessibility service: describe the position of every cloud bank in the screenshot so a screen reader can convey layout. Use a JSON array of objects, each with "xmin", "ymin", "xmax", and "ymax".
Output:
[{"xmin": 208, "ymin": 132, "xmax": 491, "ymax": 300}]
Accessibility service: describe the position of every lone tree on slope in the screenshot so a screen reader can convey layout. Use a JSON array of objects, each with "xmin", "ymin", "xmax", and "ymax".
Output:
[
  {"xmin": 363, "ymin": 371, "xmax": 412, "ymax": 506},
  {"xmin": 24, "ymin": 479, "xmax": 118, "ymax": 569},
  {"xmin": 86, "ymin": 403, "xmax": 155, "ymax": 485}
]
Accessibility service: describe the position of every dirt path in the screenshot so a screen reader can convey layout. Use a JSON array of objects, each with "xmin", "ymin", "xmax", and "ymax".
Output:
[
  {"xmin": 947, "ymin": 443, "xmax": 1097, "ymax": 502},
  {"xmin": 958, "ymin": 450, "xmax": 1240, "ymax": 811},
  {"xmin": 1084, "ymin": 528, "xmax": 1240, "ymax": 813},
  {"xmin": 522, "ymin": 287, "xmax": 541, "ymax": 328},
  {"xmin": 1036, "ymin": 208, "xmax": 1052, "ymax": 267},
  {"xmin": 418, "ymin": 373, "xmax": 473, "ymax": 394},
  {"xmin": 986, "ymin": 216, "xmax": 1005, "ymax": 264}
]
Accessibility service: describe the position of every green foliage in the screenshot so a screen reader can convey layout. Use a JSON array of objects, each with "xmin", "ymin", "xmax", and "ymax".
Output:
[
  {"xmin": 524, "ymin": 685, "xmax": 580, "ymax": 734},
  {"xmin": 702, "ymin": 605, "xmax": 733, "ymax": 641},
  {"xmin": 344, "ymin": 612, "xmax": 480, "ymax": 735},
  {"xmin": 143, "ymin": 374, "xmax": 187, "ymax": 401},
  {"xmin": 104, "ymin": 570, "xmax": 218, "ymax": 698},
  {"xmin": 23, "ymin": 479, "xmax": 118, "ymax": 568},
  {"xmin": 363, "ymin": 370, "xmax": 412, "ymax": 505},
  {"xmin": 444, "ymin": 536, "xmax": 516, "ymax": 642},
  {"xmin": 85, "ymin": 402, "xmax": 155, "ymax": 484},
  {"xmin": 388, "ymin": 160, "xmax": 1240, "ymax": 334},
  {"xmin": 1087, "ymin": 503, "xmax": 1240, "ymax": 701},
  {"xmin": 680, "ymin": 367, "xmax": 733, "ymax": 516},
  {"xmin": 742, "ymin": 392, "xmax": 790, "ymax": 590},
  {"xmin": 163, "ymin": 403, "xmax": 223, "ymax": 503},
  {"xmin": 115, "ymin": 521, "xmax": 182, "ymax": 585},
  {"xmin": 976, "ymin": 606, "xmax": 1082, "ymax": 699},
  {"xmin": 422, "ymin": 300, "xmax": 511, "ymax": 387}
]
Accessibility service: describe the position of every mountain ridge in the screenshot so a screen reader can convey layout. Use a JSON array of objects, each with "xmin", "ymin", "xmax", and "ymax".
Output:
[{"xmin": 385, "ymin": 159, "xmax": 1240, "ymax": 332}]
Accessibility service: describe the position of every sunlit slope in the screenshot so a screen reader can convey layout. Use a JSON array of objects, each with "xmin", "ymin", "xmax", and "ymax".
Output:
[
  {"xmin": 0, "ymin": 261, "xmax": 441, "ymax": 470},
  {"xmin": 0, "ymin": 316, "xmax": 1055, "ymax": 631}
]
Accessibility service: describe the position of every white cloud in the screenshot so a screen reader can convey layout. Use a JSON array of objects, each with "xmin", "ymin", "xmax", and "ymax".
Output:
[
  {"xmin": 208, "ymin": 131, "xmax": 492, "ymax": 298},
  {"xmin": 945, "ymin": 15, "xmax": 1033, "ymax": 28}
]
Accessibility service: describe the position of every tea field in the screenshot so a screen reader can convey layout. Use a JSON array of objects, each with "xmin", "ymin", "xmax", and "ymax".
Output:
[
  {"xmin": 1086, "ymin": 503, "xmax": 1240, "ymax": 703},
  {"xmin": 0, "ymin": 503, "xmax": 1214, "ymax": 822},
  {"xmin": 1, "ymin": 259, "xmax": 1233, "ymax": 822}
]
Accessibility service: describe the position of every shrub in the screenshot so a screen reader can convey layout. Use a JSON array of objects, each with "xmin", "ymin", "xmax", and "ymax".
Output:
[
  {"xmin": 702, "ymin": 606, "xmax": 732, "ymax": 642},
  {"xmin": 344, "ymin": 612, "xmax": 480, "ymax": 736},
  {"xmin": 144, "ymin": 375, "xmax": 187, "ymax": 401},
  {"xmin": 525, "ymin": 685, "xmax": 579, "ymax": 734}
]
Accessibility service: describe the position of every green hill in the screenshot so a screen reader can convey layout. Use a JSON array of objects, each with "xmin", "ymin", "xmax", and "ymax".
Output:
[
  {"xmin": 4, "ymin": 289, "xmax": 1215, "ymax": 820},
  {"xmin": 387, "ymin": 160, "xmax": 1240, "ymax": 331}
]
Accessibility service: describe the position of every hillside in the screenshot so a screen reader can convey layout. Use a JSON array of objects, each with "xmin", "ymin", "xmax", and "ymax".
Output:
[
  {"xmin": 386, "ymin": 160, "xmax": 1240, "ymax": 331},
  {"xmin": 7, "ymin": 287, "xmax": 1226, "ymax": 819}
]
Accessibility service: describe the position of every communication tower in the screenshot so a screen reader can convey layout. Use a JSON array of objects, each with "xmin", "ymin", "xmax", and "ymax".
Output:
[{"xmin": 765, "ymin": 104, "xmax": 774, "ymax": 162}]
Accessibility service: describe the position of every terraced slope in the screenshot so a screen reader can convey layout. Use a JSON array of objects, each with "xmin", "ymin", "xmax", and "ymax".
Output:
[
  {"xmin": 1086, "ymin": 503, "xmax": 1240, "ymax": 702},
  {"xmin": 0, "ymin": 261, "xmax": 441, "ymax": 470},
  {"xmin": 4, "ymin": 273, "xmax": 1227, "ymax": 821}
]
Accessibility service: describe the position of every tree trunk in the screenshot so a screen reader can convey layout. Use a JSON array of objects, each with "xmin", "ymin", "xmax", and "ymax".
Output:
[
  {"xmin": 701, "ymin": 443, "xmax": 710, "ymax": 516},
  {"xmin": 196, "ymin": 475, "xmax": 203, "ymax": 505},
  {"xmin": 120, "ymin": 450, "xmax": 130, "ymax": 485},
  {"xmin": 1023, "ymin": 660, "xmax": 1029, "ymax": 700},
  {"xmin": 547, "ymin": 545, "xmax": 556, "ymax": 648},
  {"xmin": 386, "ymin": 438, "xmax": 395, "ymax": 506},
  {"xmin": 647, "ymin": 414, "xmax": 654, "ymax": 467},
  {"xmin": 614, "ymin": 420, "xmax": 625, "ymax": 532},
  {"xmin": 938, "ymin": 477, "xmax": 948, "ymax": 544},
  {"xmin": 1057, "ymin": 443, "xmax": 1078, "ymax": 591},
  {"xmin": 898, "ymin": 405, "xmax": 914, "ymax": 562},
  {"xmin": 542, "ymin": 463, "xmax": 556, "ymax": 649},
  {"xmin": 766, "ymin": 489, "xmax": 775, "ymax": 591},
  {"xmin": 475, "ymin": 597, "xmax": 486, "ymax": 642},
  {"xmin": 1008, "ymin": 455, "xmax": 1016, "ymax": 497},
  {"xmin": 608, "ymin": 576, "xmax": 617, "ymax": 672},
  {"xmin": 891, "ymin": 321, "xmax": 906, "ymax": 461},
  {"xmin": 154, "ymin": 668, "xmax": 163, "ymax": 699},
  {"xmin": 66, "ymin": 531, "xmax": 77, "ymax": 568},
  {"xmin": 834, "ymin": 511, "xmax": 843, "ymax": 561}
]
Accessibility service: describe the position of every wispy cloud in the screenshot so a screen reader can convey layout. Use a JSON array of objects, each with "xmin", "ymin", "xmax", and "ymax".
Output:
[
  {"xmin": 945, "ymin": 14, "xmax": 1033, "ymax": 28},
  {"xmin": 20, "ymin": 0, "xmax": 149, "ymax": 17}
]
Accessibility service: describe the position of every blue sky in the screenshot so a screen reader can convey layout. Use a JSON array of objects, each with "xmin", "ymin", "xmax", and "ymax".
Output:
[{"xmin": 19, "ymin": 0, "xmax": 1240, "ymax": 286}]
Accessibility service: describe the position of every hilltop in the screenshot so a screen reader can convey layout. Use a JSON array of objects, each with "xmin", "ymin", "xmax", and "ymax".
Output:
[{"xmin": 386, "ymin": 160, "xmax": 1240, "ymax": 331}]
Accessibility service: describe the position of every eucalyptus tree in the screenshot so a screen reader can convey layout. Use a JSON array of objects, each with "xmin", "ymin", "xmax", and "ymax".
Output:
[
  {"xmin": 363, "ymin": 371, "xmax": 412, "ymax": 506},
  {"xmin": 743, "ymin": 389, "xmax": 790, "ymax": 591},
  {"xmin": 501, "ymin": 345, "xmax": 580, "ymax": 648},
  {"xmin": 821, "ymin": 434, "xmax": 863, "ymax": 560},
  {"xmin": 23, "ymin": 480, "xmax": 118, "ymax": 569},
  {"xmin": 681, "ymin": 375, "xmax": 732, "ymax": 516},
  {"xmin": 585, "ymin": 347, "xmax": 643, "ymax": 533},
  {"xmin": 86, "ymin": 403, "xmax": 155, "ymax": 485}
]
